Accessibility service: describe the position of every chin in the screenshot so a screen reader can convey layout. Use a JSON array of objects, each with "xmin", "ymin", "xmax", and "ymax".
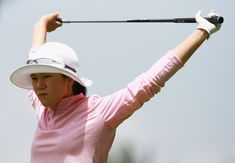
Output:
[{"xmin": 39, "ymin": 99, "xmax": 51, "ymax": 108}]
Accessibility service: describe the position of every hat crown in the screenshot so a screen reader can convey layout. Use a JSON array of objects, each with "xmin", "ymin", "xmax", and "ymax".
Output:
[{"xmin": 29, "ymin": 42, "xmax": 79, "ymax": 71}]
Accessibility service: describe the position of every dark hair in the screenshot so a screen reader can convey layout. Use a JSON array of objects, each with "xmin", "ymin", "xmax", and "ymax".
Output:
[
  {"xmin": 61, "ymin": 74, "xmax": 87, "ymax": 96},
  {"xmin": 72, "ymin": 81, "xmax": 87, "ymax": 96}
]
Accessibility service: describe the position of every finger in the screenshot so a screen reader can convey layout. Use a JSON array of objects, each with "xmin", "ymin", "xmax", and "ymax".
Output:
[
  {"xmin": 208, "ymin": 10, "xmax": 220, "ymax": 18},
  {"xmin": 56, "ymin": 17, "xmax": 62, "ymax": 23},
  {"xmin": 195, "ymin": 10, "xmax": 203, "ymax": 23}
]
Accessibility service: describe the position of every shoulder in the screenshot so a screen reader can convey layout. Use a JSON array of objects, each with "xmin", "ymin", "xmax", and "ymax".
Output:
[{"xmin": 87, "ymin": 94, "xmax": 102, "ymax": 108}]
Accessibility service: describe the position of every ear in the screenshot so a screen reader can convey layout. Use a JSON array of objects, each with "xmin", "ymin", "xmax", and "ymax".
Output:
[
  {"xmin": 65, "ymin": 78, "xmax": 75, "ymax": 96},
  {"xmin": 68, "ymin": 78, "xmax": 75, "ymax": 88}
]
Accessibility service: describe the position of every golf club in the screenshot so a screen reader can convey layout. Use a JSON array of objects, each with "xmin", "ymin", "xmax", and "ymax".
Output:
[{"xmin": 57, "ymin": 16, "xmax": 224, "ymax": 25}]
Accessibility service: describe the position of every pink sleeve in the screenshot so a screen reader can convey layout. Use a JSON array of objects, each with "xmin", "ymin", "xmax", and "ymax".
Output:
[
  {"xmin": 27, "ymin": 46, "xmax": 45, "ymax": 119},
  {"xmin": 94, "ymin": 50, "xmax": 183, "ymax": 129},
  {"xmin": 28, "ymin": 90, "xmax": 45, "ymax": 120}
]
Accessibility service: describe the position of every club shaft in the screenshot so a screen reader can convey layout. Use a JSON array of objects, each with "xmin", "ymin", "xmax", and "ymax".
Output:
[{"xmin": 61, "ymin": 16, "xmax": 224, "ymax": 24}]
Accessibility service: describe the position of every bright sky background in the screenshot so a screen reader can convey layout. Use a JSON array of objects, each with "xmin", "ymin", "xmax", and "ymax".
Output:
[{"xmin": 1, "ymin": 0, "xmax": 234, "ymax": 163}]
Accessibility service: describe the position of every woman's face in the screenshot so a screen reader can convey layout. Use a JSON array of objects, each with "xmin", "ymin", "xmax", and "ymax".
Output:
[{"xmin": 31, "ymin": 73, "xmax": 74, "ymax": 110}]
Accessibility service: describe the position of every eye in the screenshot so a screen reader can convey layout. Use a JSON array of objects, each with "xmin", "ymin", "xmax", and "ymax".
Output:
[{"xmin": 30, "ymin": 75, "xmax": 38, "ymax": 81}]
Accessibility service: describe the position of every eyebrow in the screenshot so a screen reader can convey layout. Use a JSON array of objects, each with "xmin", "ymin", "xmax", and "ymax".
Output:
[{"xmin": 30, "ymin": 74, "xmax": 36, "ymax": 78}]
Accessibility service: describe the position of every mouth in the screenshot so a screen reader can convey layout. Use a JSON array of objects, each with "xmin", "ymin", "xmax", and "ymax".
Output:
[{"xmin": 38, "ymin": 93, "xmax": 48, "ymax": 97}]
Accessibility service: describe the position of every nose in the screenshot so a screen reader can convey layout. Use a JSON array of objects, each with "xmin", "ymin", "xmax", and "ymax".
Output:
[{"xmin": 35, "ymin": 78, "xmax": 46, "ymax": 90}]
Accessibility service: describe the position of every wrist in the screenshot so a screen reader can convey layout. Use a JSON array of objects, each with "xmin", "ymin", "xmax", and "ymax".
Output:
[
  {"xmin": 195, "ymin": 28, "xmax": 210, "ymax": 40},
  {"xmin": 35, "ymin": 19, "xmax": 47, "ymax": 29}
]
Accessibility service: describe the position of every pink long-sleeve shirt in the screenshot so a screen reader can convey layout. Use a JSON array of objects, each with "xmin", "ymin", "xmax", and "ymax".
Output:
[{"xmin": 29, "ymin": 50, "xmax": 183, "ymax": 163}]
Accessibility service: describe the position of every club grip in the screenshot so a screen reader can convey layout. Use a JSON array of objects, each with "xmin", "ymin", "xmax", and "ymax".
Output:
[{"xmin": 174, "ymin": 16, "xmax": 224, "ymax": 24}]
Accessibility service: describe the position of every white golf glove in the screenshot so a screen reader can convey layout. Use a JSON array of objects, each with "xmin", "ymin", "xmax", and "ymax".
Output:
[{"xmin": 196, "ymin": 10, "xmax": 221, "ymax": 36}]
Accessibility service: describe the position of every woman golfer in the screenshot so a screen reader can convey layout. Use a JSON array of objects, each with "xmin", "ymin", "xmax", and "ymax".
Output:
[{"xmin": 10, "ymin": 10, "xmax": 221, "ymax": 163}]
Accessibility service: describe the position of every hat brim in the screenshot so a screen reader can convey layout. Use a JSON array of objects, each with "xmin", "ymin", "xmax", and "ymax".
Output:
[{"xmin": 10, "ymin": 64, "xmax": 92, "ymax": 89}]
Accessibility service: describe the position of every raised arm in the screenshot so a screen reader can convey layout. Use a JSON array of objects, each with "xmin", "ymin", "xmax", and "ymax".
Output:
[
  {"xmin": 173, "ymin": 10, "xmax": 221, "ymax": 64},
  {"xmin": 32, "ymin": 12, "xmax": 62, "ymax": 46}
]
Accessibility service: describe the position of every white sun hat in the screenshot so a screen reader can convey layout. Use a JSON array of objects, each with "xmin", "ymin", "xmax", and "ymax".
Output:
[{"xmin": 10, "ymin": 42, "xmax": 92, "ymax": 89}]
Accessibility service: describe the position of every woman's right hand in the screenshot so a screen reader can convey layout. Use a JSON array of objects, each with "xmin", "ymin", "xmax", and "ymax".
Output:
[
  {"xmin": 37, "ymin": 12, "xmax": 62, "ymax": 32},
  {"xmin": 32, "ymin": 12, "xmax": 62, "ymax": 46}
]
